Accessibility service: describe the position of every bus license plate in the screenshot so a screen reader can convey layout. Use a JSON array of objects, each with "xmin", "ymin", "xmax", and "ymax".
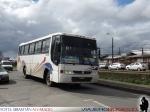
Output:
[{"xmin": 79, "ymin": 77, "xmax": 85, "ymax": 80}]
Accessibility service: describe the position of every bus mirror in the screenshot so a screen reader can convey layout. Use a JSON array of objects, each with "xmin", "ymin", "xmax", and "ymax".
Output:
[{"xmin": 97, "ymin": 48, "xmax": 100, "ymax": 59}]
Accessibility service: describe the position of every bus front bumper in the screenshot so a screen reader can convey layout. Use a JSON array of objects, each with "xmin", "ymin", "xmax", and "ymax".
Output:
[{"xmin": 58, "ymin": 73, "xmax": 98, "ymax": 83}]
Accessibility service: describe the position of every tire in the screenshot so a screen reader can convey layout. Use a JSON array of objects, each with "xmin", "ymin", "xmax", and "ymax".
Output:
[
  {"xmin": 45, "ymin": 71, "xmax": 54, "ymax": 87},
  {"xmin": 116, "ymin": 67, "xmax": 119, "ymax": 70},
  {"xmin": 137, "ymin": 68, "xmax": 141, "ymax": 71},
  {"xmin": 4, "ymin": 77, "xmax": 9, "ymax": 83},
  {"xmin": 23, "ymin": 66, "xmax": 29, "ymax": 79}
]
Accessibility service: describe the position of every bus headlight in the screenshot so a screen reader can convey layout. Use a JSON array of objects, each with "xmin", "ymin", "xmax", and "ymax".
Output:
[
  {"xmin": 60, "ymin": 70, "xmax": 74, "ymax": 75},
  {"xmin": 65, "ymin": 70, "xmax": 74, "ymax": 75}
]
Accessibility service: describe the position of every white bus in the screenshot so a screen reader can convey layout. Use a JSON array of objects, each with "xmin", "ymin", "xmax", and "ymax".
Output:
[{"xmin": 17, "ymin": 33, "xmax": 99, "ymax": 86}]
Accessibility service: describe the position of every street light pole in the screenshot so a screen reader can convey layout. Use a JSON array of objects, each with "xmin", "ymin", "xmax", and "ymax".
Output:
[
  {"xmin": 112, "ymin": 37, "xmax": 114, "ymax": 63},
  {"xmin": 142, "ymin": 47, "xmax": 144, "ymax": 63},
  {"xmin": 106, "ymin": 32, "xmax": 114, "ymax": 63}
]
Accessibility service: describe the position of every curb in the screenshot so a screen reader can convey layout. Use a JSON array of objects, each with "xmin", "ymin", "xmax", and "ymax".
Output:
[{"xmin": 97, "ymin": 79, "xmax": 150, "ymax": 95}]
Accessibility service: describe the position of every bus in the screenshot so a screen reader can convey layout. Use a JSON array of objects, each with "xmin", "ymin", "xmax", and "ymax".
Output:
[{"xmin": 17, "ymin": 33, "xmax": 99, "ymax": 86}]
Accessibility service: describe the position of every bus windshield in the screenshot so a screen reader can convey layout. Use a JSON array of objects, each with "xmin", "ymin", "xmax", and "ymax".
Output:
[{"xmin": 61, "ymin": 35, "xmax": 97, "ymax": 65}]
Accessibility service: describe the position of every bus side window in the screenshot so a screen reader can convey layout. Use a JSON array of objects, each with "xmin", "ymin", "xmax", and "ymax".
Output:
[
  {"xmin": 29, "ymin": 43, "xmax": 35, "ymax": 54},
  {"xmin": 18, "ymin": 46, "xmax": 21, "ymax": 55},
  {"xmin": 42, "ymin": 38, "xmax": 50, "ymax": 53},
  {"xmin": 35, "ymin": 41, "xmax": 42, "ymax": 54},
  {"xmin": 21, "ymin": 46, "xmax": 25, "ymax": 55},
  {"xmin": 24, "ymin": 45, "xmax": 29, "ymax": 55},
  {"xmin": 51, "ymin": 35, "xmax": 61, "ymax": 65}
]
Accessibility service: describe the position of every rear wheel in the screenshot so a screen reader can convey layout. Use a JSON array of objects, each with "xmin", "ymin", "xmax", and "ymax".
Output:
[{"xmin": 23, "ymin": 67, "xmax": 29, "ymax": 79}]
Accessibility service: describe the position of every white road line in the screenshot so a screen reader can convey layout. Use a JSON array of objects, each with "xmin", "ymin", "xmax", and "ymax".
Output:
[
  {"xmin": 83, "ymin": 99, "xmax": 93, "ymax": 102},
  {"xmin": 83, "ymin": 99, "xmax": 110, "ymax": 108},
  {"xmin": 84, "ymin": 99, "xmax": 124, "ymax": 112},
  {"xmin": 93, "ymin": 100, "xmax": 110, "ymax": 108}
]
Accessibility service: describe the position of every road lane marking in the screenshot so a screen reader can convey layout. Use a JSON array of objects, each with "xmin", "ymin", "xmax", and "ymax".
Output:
[
  {"xmin": 83, "ymin": 99, "xmax": 110, "ymax": 108},
  {"xmin": 83, "ymin": 99, "xmax": 93, "ymax": 102},
  {"xmin": 93, "ymin": 100, "xmax": 110, "ymax": 108}
]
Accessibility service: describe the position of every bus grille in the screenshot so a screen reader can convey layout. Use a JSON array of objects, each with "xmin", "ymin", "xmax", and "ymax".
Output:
[
  {"xmin": 73, "ymin": 71, "xmax": 92, "ymax": 74},
  {"xmin": 72, "ymin": 77, "xmax": 92, "ymax": 82}
]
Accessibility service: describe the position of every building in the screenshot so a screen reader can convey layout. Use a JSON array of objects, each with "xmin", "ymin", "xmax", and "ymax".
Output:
[
  {"xmin": 100, "ymin": 53, "xmax": 126, "ymax": 64},
  {"xmin": 100, "ymin": 49, "xmax": 150, "ymax": 64},
  {"xmin": 127, "ymin": 49, "xmax": 150, "ymax": 63}
]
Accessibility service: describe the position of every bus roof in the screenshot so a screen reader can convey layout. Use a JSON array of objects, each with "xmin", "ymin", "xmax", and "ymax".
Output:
[{"xmin": 19, "ymin": 32, "xmax": 96, "ymax": 46}]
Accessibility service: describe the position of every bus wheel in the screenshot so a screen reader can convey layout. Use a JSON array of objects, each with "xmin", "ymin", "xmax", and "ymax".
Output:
[
  {"xmin": 45, "ymin": 72, "xmax": 54, "ymax": 87},
  {"xmin": 23, "ymin": 66, "xmax": 29, "ymax": 79}
]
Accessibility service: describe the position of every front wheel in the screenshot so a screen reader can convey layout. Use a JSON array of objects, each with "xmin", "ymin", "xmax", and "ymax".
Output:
[{"xmin": 46, "ymin": 73, "xmax": 54, "ymax": 87}]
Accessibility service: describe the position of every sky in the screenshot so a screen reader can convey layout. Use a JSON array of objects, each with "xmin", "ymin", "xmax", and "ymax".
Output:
[
  {"xmin": 0, "ymin": 0, "xmax": 150, "ymax": 57},
  {"xmin": 117, "ymin": 0, "xmax": 134, "ymax": 6}
]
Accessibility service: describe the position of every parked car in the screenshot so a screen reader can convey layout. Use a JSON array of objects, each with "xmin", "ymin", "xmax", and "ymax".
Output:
[
  {"xmin": 0, "ymin": 65, "xmax": 9, "ymax": 83},
  {"xmin": 1, "ymin": 60, "xmax": 13, "ymax": 71},
  {"xmin": 126, "ymin": 62, "xmax": 148, "ymax": 71},
  {"xmin": 108, "ymin": 63, "xmax": 125, "ymax": 70},
  {"xmin": 126, "ymin": 63, "xmax": 134, "ymax": 70},
  {"xmin": 99, "ymin": 63, "xmax": 109, "ymax": 69}
]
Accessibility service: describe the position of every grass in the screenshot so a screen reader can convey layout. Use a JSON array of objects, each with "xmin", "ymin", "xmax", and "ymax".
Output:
[{"xmin": 99, "ymin": 71, "xmax": 150, "ymax": 85}]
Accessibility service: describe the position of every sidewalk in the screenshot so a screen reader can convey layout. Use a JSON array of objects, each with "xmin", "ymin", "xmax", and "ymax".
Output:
[{"xmin": 97, "ymin": 79, "xmax": 150, "ymax": 95}]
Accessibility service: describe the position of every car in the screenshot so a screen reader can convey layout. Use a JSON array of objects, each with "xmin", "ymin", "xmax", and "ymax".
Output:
[
  {"xmin": 108, "ymin": 63, "xmax": 125, "ymax": 70},
  {"xmin": 126, "ymin": 63, "xmax": 134, "ymax": 70},
  {"xmin": 99, "ymin": 62, "xmax": 109, "ymax": 69},
  {"xmin": 0, "ymin": 65, "xmax": 9, "ymax": 83},
  {"xmin": 126, "ymin": 62, "xmax": 148, "ymax": 71},
  {"xmin": 1, "ymin": 60, "xmax": 13, "ymax": 71}
]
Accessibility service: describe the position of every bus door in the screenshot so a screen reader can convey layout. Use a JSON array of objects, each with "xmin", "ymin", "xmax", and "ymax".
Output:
[{"xmin": 51, "ymin": 35, "xmax": 61, "ymax": 82}]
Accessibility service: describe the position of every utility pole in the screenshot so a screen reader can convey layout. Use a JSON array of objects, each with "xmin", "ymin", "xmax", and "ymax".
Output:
[
  {"xmin": 112, "ymin": 37, "xmax": 114, "ymax": 63},
  {"xmin": 97, "ymin": 48, "xmax": 101, "ymax": 60},
  {"xmin": 106, "ymin": 32, "xmax": 114, "ymax": 63},
  {"xmin": 99, "ymin": 47, "xmax": 101, "ymax": 60},
  {"xmin": 118, "ymin": 47, "xmax": 121, "ymax": 55},
  {"xmin": 142, "ymin": 48, "xmax": 144, "ymax": 62}
]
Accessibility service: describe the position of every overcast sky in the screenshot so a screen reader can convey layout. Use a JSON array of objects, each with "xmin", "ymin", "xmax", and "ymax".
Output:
[{"xmin": 0, "ymin": 0, "xmax": 150, "ymax": 57}]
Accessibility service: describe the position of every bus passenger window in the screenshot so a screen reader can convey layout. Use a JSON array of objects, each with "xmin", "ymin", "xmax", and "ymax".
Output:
[
  {"xmin": 42, "ymin": 38, "xmax": 50, "ymax": 53},
  {"xmin": 35, "ymin": 41, "xmax": 42, "ymax": 54},
  {"xmin": 24, "ymin": 45, "xmax": 29, "ymax": 55},
  {"xmin": 29, "ymin": 43, "xmax": 35, "ymax": 54},
  {"xmin": 18, "ymin": 46, "xmax": 21, "ymax": 55},
  {"xmin": 21, "ymin": 46, "xmax": 25, "ymax": 55}
]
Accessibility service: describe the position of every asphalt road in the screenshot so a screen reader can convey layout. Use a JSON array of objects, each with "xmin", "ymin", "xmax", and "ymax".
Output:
[{"xmin": 0, "ymin": 71, "xmax": 146, "ymax": 108}]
